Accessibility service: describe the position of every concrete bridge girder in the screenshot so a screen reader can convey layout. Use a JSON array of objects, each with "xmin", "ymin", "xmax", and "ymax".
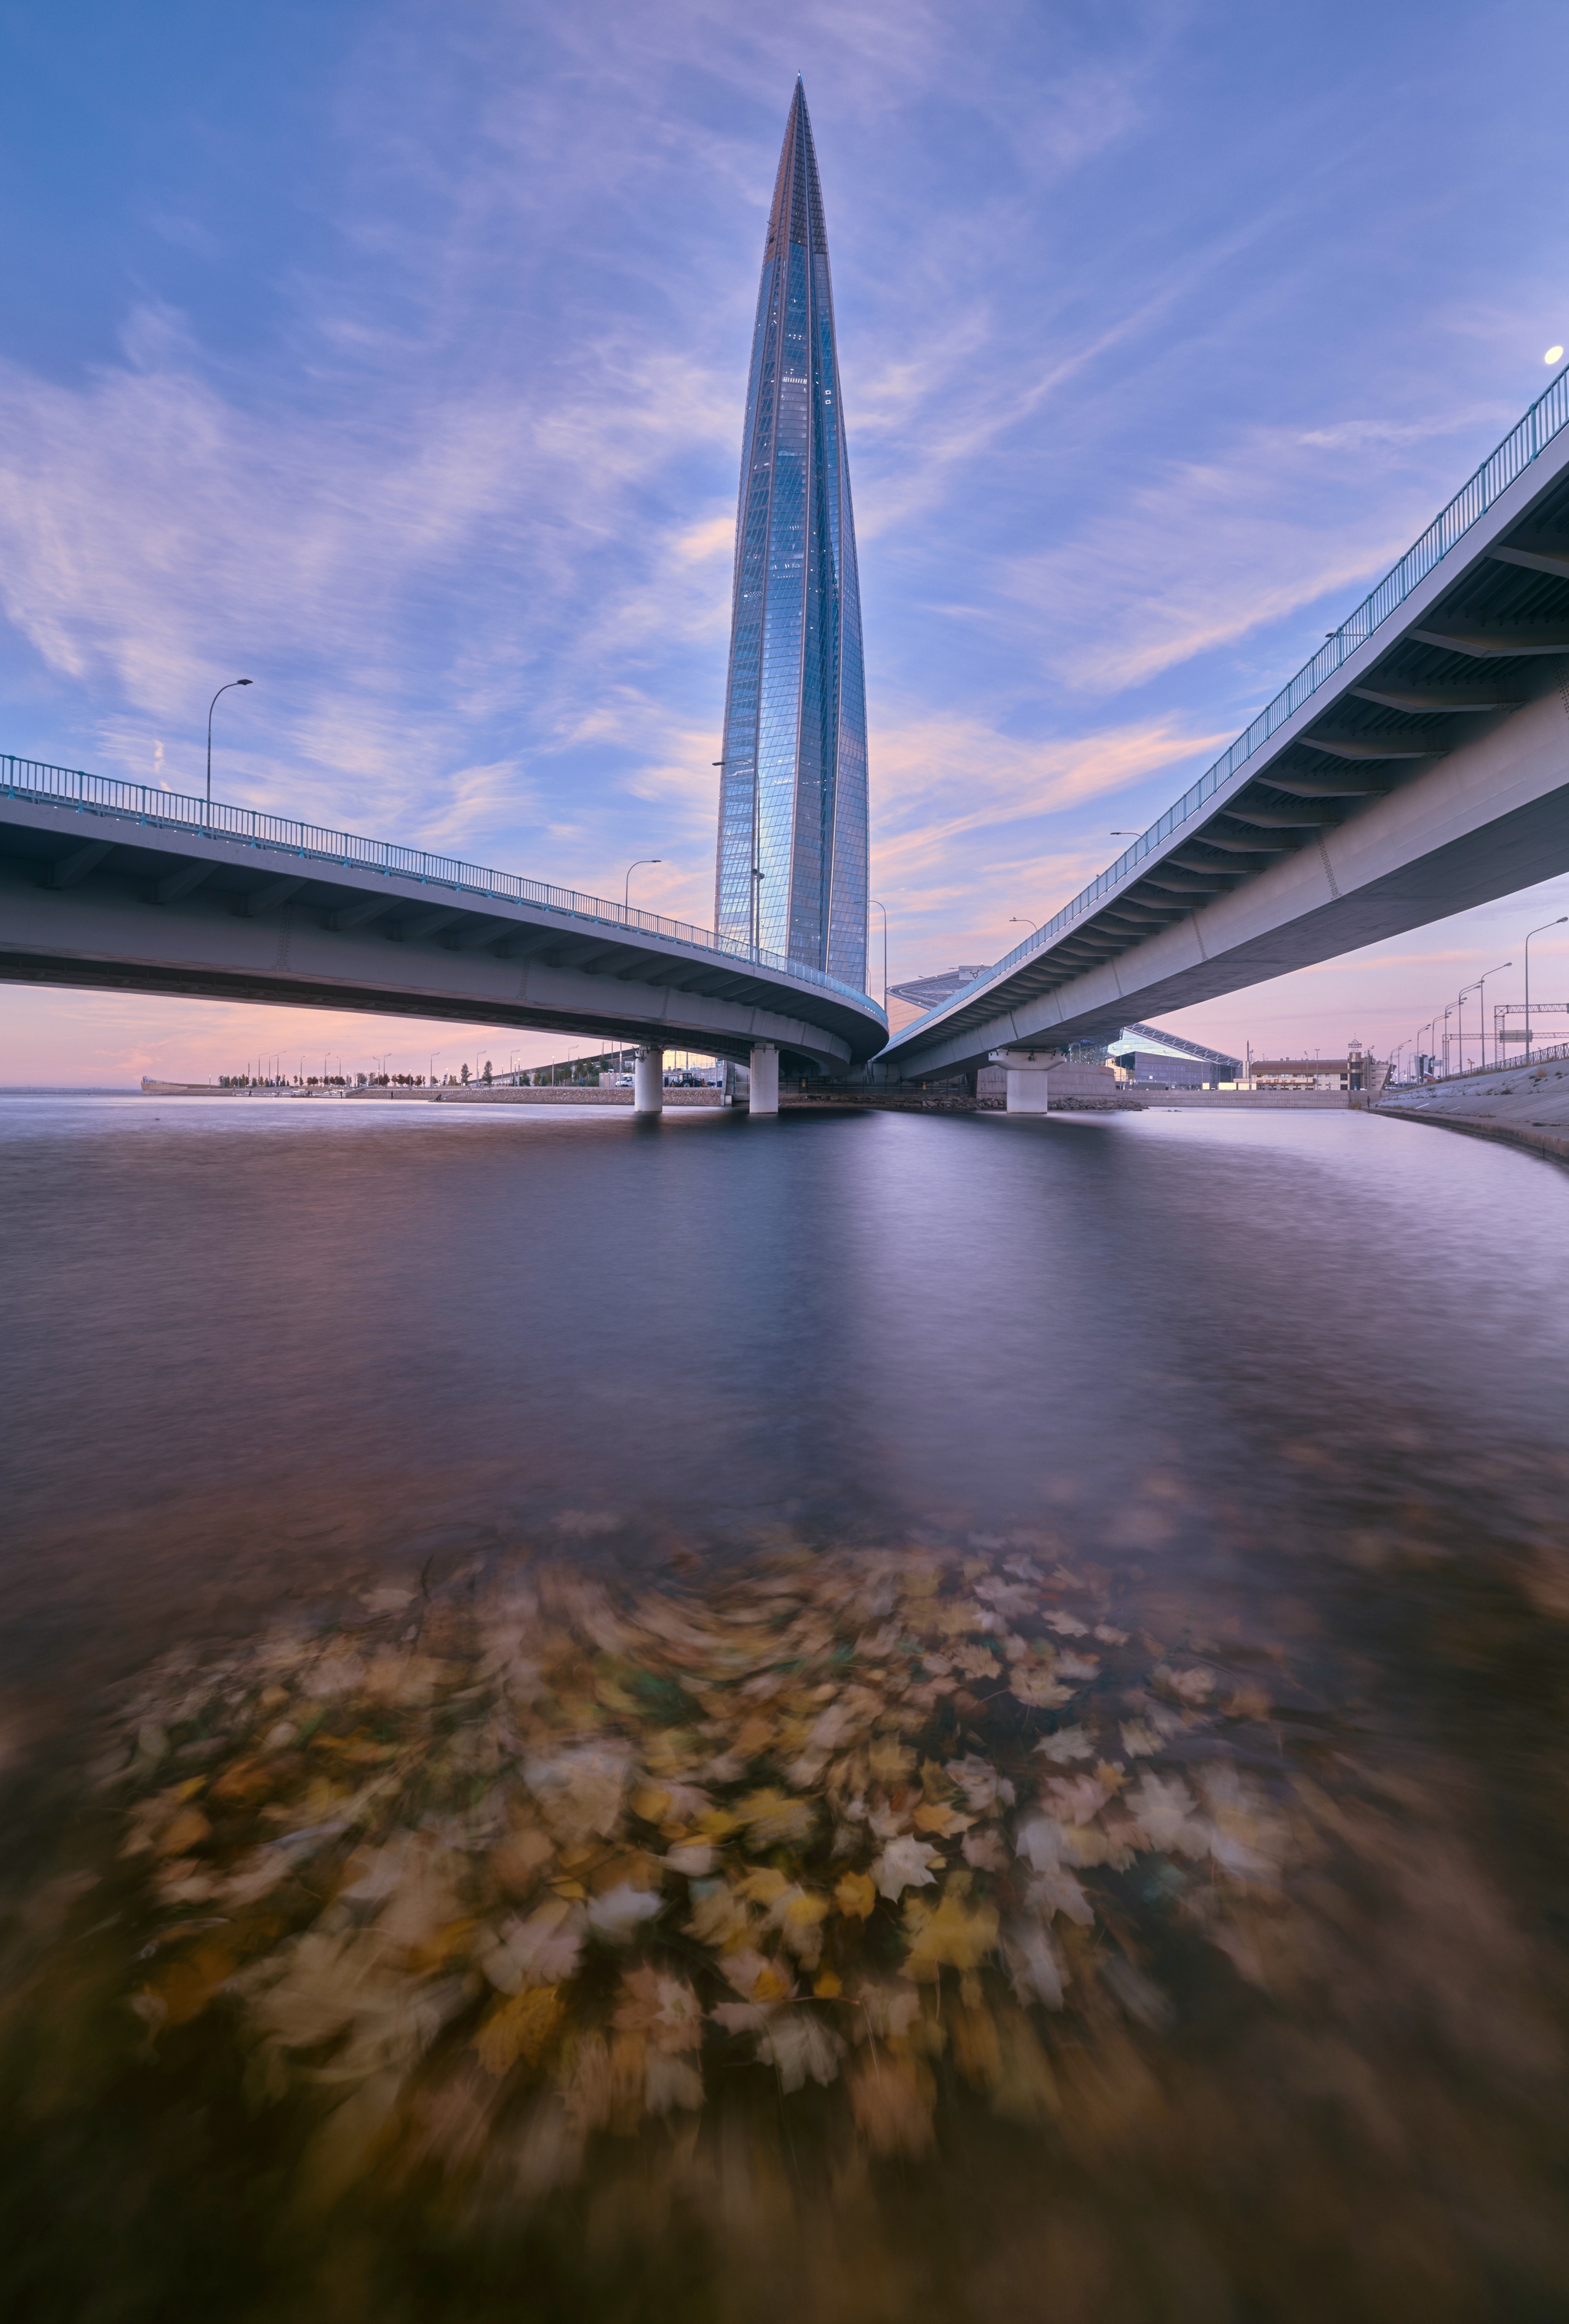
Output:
[
  {"xmin": 883, "ymin": 682, "xmax": 1569, "ymax": 1082},
  {"xmin": 879, "ymin": 408, "xmax": 1569, "ymax": 1087},
  {"xmin": 0, "ymin": 797, "xmax": 886, "ymax": 1077}
]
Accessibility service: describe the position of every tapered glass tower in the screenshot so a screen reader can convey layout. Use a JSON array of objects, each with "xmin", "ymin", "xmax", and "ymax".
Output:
[{"xmin": 714, "ymin": 80, "xmax": 868, "ymax": 991}]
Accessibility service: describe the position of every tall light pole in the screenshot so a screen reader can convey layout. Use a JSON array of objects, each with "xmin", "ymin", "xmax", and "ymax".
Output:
[
  {"xmin": 1525, "ymin": 916, "xmax": 1567, "ymax": 1055},
  {"xmin": 624, "ymin": 858, "xmax": 663, "ymax": 914},
  {"xmin": 1009, "ymin": 916, "xmax": 1038, "ymax": 937},
  {"xmin": 205, "ymin": 679, "xmax": 252, "ymax": 817},
  {"xmin": 1469, "ymin": 961, "xmax": 1511, "ymax": 1070},
  {"xmin": 1456, "ymin": 982, "xmax": 1479, "ymax": 1073},
  {"xmin": 1441, "ymin": 1002, "xmax": 1454, "ymax": 1076},
  {"xmin": 870, "ymin": 897, "xmax": 889, "ymax": 1010}
]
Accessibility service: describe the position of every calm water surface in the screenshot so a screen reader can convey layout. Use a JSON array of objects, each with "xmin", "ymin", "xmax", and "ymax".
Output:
[{"xmin": 2, "ymin": 1096, "xmax": 1567, "ymax": 2322}]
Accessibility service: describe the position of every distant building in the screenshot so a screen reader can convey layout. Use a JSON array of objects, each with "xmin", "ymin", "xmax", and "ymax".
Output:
[
  {"xmin": 1251, "ymin": 1054, "xmax": 1366, "ymax": 1092},
  {"xmin": 885, "ymin": 966, "xmax": 990, "ymax": 1034},
  {"xmin": 1107, "ymin": 1022, "xmax": 1242, "ymax": 1088}
]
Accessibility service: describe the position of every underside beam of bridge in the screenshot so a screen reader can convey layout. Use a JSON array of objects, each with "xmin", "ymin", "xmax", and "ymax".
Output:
[
  {"xmin": 877, "ymin": 390, "xmax": 1569, "ymax": 1084},
  {"xmin": 234, "ymin": 874, "xmax": 307, "ymax": 918},
  {"xmin": 0, "ymin": 793, "xmax": 887, "ymax": 1079}
]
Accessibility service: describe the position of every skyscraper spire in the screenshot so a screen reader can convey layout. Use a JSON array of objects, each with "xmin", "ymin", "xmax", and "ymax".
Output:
[{"xmin": 713, "ymin": 80, "xmax": 868, "ymax": 991}]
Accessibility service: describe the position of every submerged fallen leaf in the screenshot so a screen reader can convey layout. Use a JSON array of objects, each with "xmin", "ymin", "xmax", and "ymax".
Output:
[
  {"xmin": 613, "ymin": 1965, "xmax": 703, "ymax": 2052},
  {"xmin": 156, "ymin": 1807, "xmax": 211, "ymax": 1857},
  {"xmin": 1010, "ymin": 1668, "xmax": 1074, "ymax": 1709},
  {"xmin": 871, "ymin": 1835, "xmax": 942, "ymax": 1901},
  {"xmin": 585, "ymin": 1884, "xmax": 663, "ymax": 1942},
  {"xmin": 756, "ymin": 2008, "xmax": 843, "ymax": 2091},
  {"xmin": 483, "ymin": 1899, "xmax": 588, "ymax": 1991},
  {"xmin": 475, "ymin": 1984, "xmax": 565, "ymax": 2077},
  {"xmin": 736, "ymin": 1788, "xmax": 815, "ymax": 1849},
  {"xmin": 1003, "ymin": 1917, "xmax": 1068, "ymax": 2010},
  {"xmin": 902, "ymin": 1893, "xmax": 999, "ymax": 1981},
  {"xmin": 834, "ymin": 1869, "xmax": 876, "ymax": 1919}
]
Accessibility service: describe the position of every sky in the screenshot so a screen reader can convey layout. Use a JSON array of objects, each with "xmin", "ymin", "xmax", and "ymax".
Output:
[{"xmin": 2, "ymin": 0, "xmax": 1568, "ymax": 1084}]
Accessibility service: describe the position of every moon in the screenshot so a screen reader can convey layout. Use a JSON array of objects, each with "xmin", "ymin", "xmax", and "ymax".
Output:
[{"xmin": 1548, "ymin": 346, "xmax": 1564, "ymax": 364}]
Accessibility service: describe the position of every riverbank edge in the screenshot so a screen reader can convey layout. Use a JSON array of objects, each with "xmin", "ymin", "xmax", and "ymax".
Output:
[{"xmin": 1375, "ymin": 1103, "xmax": 1569, "ymax": 1169}]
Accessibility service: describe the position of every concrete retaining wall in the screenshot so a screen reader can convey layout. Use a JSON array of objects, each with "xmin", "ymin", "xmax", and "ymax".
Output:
[
  {"xmin": 1123, "ymin": 1088, "xmax": 1351, "ymax": 1109},
  {"xmin": 391, "ymin": 1085, "xmax": 722, "ymax": 1106},
  {"xmin": 1376, "ymin": 1104, "xmax": 1569, "ymax": 1167}
]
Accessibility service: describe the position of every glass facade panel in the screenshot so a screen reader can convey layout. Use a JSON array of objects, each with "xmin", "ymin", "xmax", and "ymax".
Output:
[{"xmin": 713, "ymin": 80, "xmax": 869, "ymax": 994}]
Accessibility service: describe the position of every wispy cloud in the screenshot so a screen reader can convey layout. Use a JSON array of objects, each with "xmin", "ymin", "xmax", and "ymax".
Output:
[{"xmin": 998, "ymin": 409, "xmax": 1497, "ymax": 695}]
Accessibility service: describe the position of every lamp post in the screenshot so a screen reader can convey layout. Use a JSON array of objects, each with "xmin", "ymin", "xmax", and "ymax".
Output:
[
  {"xmin": 205, "ymin": 679, "xmax": 252, "ymax": 818},
  {"xmin": 624, "ymin": 858, "xmax": 663, "ymax": 914},
  {"xmin": 1456, "ymin": 982, "xmax": 1479, "ymax": 1073},
  {"xmin": 870, "ymin": 897, "xmax": 889, "ymax": 1011},
  {"xmin": 1009, "ymin": 916, "xmax": 1038, "ymax": 936},
  {"xmin": 1441, "ymin": 1003, "xmax": 1454, "ymax": 1076},
  {"xmin": 1469, "ymin": 962, "xmax": 1511, "ymax": 1070},
  {"xmin": 1525, "ymin": 916, "xmax": 1567, "ymax": 1056}
]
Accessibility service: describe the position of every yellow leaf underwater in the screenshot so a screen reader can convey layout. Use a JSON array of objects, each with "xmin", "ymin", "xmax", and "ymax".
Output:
[
  {"xmin": 736, "ymin": 1789, "xmax": 815, "ymax": 1848},
  {"xmin": 902, "ymin": 1893, "xmax": 999, "ymax": 1981},
  {"xmin": 475, "ymin": 1984, "xmax": 565, "ymax": 2077}
]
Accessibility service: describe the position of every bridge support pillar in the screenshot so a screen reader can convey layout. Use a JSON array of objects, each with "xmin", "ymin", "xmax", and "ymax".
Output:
[
  {"xmin": 1007, "ymin": 1065, "xmax": 1050, "ymax": 1113},
  {"xmin": 992, "ymin": 1047, "xmax": 1060, "ymax": 1113},
  {"xmin": 634, "ymin": 1046, "xmax": 664, "ymax": 1115},
  {"xmin": 748, "ymin": 1043, "xmax": 780, "ymax": 1115}
]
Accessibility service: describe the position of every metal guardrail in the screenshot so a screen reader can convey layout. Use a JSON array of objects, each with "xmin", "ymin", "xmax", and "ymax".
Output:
[
  {"xmin": 0, "ymin": 756, "xmax": 885, "ymax": 1025},
  {"xmin": 893, "ymin": 360, "xmax": 1569, "ymax": 1044},
  {"xmin": 1390, "ymin": 1039, "xmax": 1569, "ymax": 1085}
]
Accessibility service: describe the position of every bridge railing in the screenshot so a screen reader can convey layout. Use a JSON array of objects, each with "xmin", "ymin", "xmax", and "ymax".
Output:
[
  {"xmin": 1394, "ymin": 1039, "xmax": 1569, "ymax": 1083},
  {"xmin": 892, "ymin": 359, "xmax": 1569, "ymax": 1044},
  {"xmin": 0, "ymin": 756, "xmax": 885, "ymax": 1024}
]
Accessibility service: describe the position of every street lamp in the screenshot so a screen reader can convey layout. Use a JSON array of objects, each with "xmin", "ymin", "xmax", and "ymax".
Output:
[
  {"xmin": 1525, "ymin": 916, "xmax": 1567, "ymax": 1055},
  {"xmin": 1469, "ymin": 961, "xmax": 1511, "ymax": 1070},
  {"xmin": 1009, "ymin": 917, "xmax": 1038, "ymax": 940},
  {"xmin": 1458, "ymin": 963, "xmax": 1511, "ymax": 1071},
  {"xmin": 205, "ymin": 679, "xmax": 252, "ymax": 817},
  {"xmin": 870, "ymin": 897, "xmax": 889, "ymax": 1011},
  {"xmin": 624, "ymin": 858, "xmax": 663, "ymax": 914},
  {"xmin": 1456, "ymin": 982, "xmax": 1479, "ymax": 1073}
]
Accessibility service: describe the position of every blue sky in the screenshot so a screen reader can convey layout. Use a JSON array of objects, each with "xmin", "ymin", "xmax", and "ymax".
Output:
[{"xmin": 3, "ymin": 0, "xmax": 1568, "ymax": 1080}]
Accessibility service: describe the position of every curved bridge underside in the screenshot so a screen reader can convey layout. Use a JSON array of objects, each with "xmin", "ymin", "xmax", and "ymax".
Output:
[
  {"xmin": 879, "ymin": 392, "xmax": 1569, "ymax": 1082},
  {"xmin": 0, "ymin": 795, "xmax": 887, "ymax": 1076}
]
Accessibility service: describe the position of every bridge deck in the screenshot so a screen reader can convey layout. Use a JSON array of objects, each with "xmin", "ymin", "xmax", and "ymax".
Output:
[
  {"xmin": 0, "ymin": 772, "xmax": 886, "ymax": 1073},
  {"xmin": 880, "ymin": 365, "xmax": 1569, "ymax": 1080}
]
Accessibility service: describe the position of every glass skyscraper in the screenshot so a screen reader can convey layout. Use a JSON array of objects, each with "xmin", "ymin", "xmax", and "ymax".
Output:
[{"xmin": 713, "ymin": 80, "xmax": 868, "ymax": 992}]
